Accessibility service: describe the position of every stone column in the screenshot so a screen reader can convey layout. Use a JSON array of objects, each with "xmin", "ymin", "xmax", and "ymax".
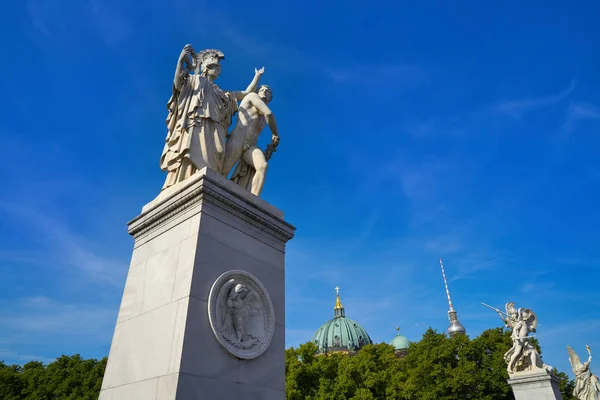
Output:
[
  {"xmin": 99, "ymin": 167, "xmax": 295, "ymax": 400},
  {"xmin": 507, "ymin": 370, "xmax": 564, "ymax": 400}
]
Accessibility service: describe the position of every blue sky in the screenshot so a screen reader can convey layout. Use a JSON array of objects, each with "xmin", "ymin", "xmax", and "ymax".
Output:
[{"xmin": 1, "ymin": 0, "xmax": 599, "ymax": 378}]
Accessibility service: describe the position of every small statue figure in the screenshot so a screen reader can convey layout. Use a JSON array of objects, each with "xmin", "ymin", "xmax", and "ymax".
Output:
[
  {"xmin": 568, "ymin": 345, "xmax": 600, "ymax": 400},
  {"xmin": 223, "ymin": 85, "xmax": 280, "ymax": 196},
  {"xmin": 160, "ymin": 44, "xmax": 264, "ymax": 190},
  {"xmin": 491, "ymin": 302, "xmax": 552, "ymax": 374},
  {"xmin": 219, "ymin": 282, "xmax": 267, "ymax": 348}
]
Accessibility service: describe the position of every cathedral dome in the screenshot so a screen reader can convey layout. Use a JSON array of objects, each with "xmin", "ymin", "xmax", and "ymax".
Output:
[
  {"xmin": 312, "ymin": 288, "xmax": 373, "ymax": 355},
  {"xmin": 389, "ymin": 326, "xmax": 410, "ymax": 351}
]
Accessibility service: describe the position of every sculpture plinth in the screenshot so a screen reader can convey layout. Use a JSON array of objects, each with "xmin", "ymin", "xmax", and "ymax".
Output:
[
  {"xmin": 507, "ymin": 370, "xmax": 564, "ymax": 400},
  {"xmin": 99, "ymin": 167, "xmax": 295, "ymax": 400}
]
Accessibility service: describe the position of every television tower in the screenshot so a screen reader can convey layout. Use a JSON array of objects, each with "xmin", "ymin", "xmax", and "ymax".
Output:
[{"xmin": 439, "ymin": 258, "xmax": 466, "ymax": 337}]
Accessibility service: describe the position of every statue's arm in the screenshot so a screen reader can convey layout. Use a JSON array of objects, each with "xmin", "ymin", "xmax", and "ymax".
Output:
[
  {"xmin": 248, "ymin": 94, "xmax": 279, "ymax": 139},
  {"xmin": 174, "ymin": 44, "xmax": 195, "ymax": 91},
  {"xmin": 234, "ymin": 67, "xmax": 265, "ymax": 100}
]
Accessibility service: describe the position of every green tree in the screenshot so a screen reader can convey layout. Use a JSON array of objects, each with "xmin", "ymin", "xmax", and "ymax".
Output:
[
  {"xmin": 286, "ymin": 328, "xmax": 577, "ymax": 400},
  {"xmin": 0, "ymin": 355, "xmax": 106, "ymax": 400},
  {"xmin": 0, "ymin": 361, "xmax": 25, "ymax": 400}
]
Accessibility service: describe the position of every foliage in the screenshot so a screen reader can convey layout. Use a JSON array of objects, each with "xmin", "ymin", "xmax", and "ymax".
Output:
[
  {"xmin": 0, "ymin": 354, "xmax": 106, "ymax": 400},
  {"xmin": 285, "ymin": 327, "xmax": 576, "ymax": 400},
  {"xmin": 0, "ymin": 330, "xmax": 577, "ymax": 400}
]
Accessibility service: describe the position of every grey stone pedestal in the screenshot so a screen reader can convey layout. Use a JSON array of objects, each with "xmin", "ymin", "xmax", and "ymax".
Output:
[
  {"xmin": 99, "ymin": 168, "xmax": 295, "ymax": 400},
  {"xmin": 507, "ymin": 370, "xmax": 564, "ymax": 400}
]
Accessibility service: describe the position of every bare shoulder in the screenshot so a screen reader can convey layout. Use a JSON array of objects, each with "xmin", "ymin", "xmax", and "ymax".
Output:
[
  {"xmin": 245, "ymin": 92, "xmax": 261, "ymax": 101},
  {"xmin": 239, "ymin": 92, "xmax": 256, "ymax": 104}
]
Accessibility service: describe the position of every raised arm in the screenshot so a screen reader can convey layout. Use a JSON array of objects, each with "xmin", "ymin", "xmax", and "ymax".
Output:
[
  {"xmin": 584, "ymin": 345, "xmax": 593, "ymax": 368},
  {"xmin": 174, "ymin": 44, "xmax": 195, "ymax": 91},
  {"xmin": 248, "ymin": 93, "xmax": 279, "ymax": 140},
  {"xmin": 234, "ymin": 67, "xmax": 265, "ymax": 100}
]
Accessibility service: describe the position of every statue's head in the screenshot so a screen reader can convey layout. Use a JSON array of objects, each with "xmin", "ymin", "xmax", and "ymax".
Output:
[
  {"xmin": 519, "ymin": 308, "xmax": 531, "ymax": 320},
  {"xmin": 258, "ymin": 85, "xmax": 273, "ymax": 103},
  {"xmin": 195, "ymin": 49, "xmax": 225, "ymax": 80},
  {"xmin": 234, "ymin": 284, "xmax": 248, "ymax": 294}
]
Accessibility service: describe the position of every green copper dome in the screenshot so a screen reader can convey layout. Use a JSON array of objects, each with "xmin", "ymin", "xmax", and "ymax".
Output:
[
  {"xmin": 312, "ymin": 288, "xmax": 373, "ymax": 355},
  {"xmin": 390, "ymin": 327, "xmax": 410, "ymax": 350}
]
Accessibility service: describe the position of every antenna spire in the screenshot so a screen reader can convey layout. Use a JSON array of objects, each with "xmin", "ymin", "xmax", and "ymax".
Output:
[
  {"xmin": 439, "ymin": 258, "xmax": 454, "ymax": 311},
  {"xmin": 438, "ymin": 258, "xmax": 466, "ymax": 337}
]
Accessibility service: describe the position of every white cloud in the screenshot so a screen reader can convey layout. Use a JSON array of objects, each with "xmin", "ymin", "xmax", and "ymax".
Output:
[
  {"xmin": 563, "ymin": 102, "xmax": 600, "ymax": 132},
  {"xmin": 0, "ymin": 202, "xmax": 127, "ymax": 288},
  {"xmin": 491, "ymin": 80, "xmax": 576, "ymax": 118},
  {"xmin": 0, "ymin": 296, "xmax": 116, "ymax": 364}
]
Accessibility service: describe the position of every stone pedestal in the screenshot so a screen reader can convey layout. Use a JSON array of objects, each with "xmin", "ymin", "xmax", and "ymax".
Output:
[
  {"xmin": 99, "ymin": 168, "xmax": 295, "ymax": 400},
  {"xmin": 507, "ymin": 370, "xmax": 564, "ymax": 400}
]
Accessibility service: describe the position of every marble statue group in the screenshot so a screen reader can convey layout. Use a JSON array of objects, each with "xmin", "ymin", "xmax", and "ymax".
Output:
[
  {"xmin": 159, "ymin": 45, "xmax": 280, "ymax": 197},
  {"xmin": 494, "ymin": 302, "xmax": 552, "ymax": 374},
  {"xmin": 483, "ymin": 301, "xmax": 600, "ymax": 400}
]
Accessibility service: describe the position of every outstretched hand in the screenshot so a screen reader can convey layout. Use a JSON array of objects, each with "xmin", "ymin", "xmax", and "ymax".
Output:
[
  {"xmin": 183, "ymin": 44, "xmax": 195, "ymax": 55},
  {"xmin": 255, "ymin": 66, "xmax": 265, "ymax": 76},
  {"xmin": 272, "ymin": 134, "xmax": 280, "ymax": 145},
  {"xmin": 586, "ymin": 344, "xmax": 591, "ymax": 354}
]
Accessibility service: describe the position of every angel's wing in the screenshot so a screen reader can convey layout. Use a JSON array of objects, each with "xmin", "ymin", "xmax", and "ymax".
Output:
[
  {"xmin": 568, "ymin": 346, "xmax": 583, "ymax": 372},
  {"xmin": 525, "ymin": 309, "xmax": 538, "ymax": 332},
  {"xmin": 243, "ymin": 291, "xmax": 266, "ymax": 341}
]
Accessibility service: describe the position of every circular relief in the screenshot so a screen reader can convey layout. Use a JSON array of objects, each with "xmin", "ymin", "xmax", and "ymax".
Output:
[{"xmin": 208, "ymin": 270, "xmax": 275, "ymax": 360}]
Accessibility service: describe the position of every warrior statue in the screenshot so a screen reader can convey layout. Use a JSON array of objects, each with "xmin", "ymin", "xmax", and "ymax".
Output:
[
  {"xmin": 159, "ymin": 44, "xmax": 264, "ymax": 190},
  {"xmin": 568, "ymin": 345, "xmax": 600, "ymax": 400},
  {"xmin": 492, "ymin": 302, "xmax": 552, "ymax": 374},
  {"xmin": 223, "ymin": 85, "xmax": 280, "ymax": 196}
]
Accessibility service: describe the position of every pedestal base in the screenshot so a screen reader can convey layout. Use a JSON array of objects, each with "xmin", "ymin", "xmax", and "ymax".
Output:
[
  {"xmin": 507, "ymin": 370, "xmax": 564, "ymax": 400},
  {"xmin": 99, "ymin": 168, "xmax": 295, "ymax": 400}
]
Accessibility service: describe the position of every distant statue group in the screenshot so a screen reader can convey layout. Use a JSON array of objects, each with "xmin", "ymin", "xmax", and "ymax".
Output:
[
  {"xmin": 568, "ymin": 345, "xmax": 600, "ymax": 400},
  {"xmin": 484, "ymin": 301, "xmax": 600, "ymax": 400},
  {"xmin": 494, "ymin": 302, "xmax": 552, "ymax": 374},
  {"xmin": 159, "ymin": 45, "xmax": 279, "ymax": 197}
]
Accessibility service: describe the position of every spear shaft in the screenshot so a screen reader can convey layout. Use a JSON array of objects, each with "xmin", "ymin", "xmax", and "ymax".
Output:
[{"xmin": 481, "ymin": 302, "xmax": 508, "ymax": 316}]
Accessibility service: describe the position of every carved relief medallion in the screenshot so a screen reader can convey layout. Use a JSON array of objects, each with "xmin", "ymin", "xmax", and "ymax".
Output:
[{"xmin": 207, "ymin": 270, "xmax": 275, "ymax": 359}]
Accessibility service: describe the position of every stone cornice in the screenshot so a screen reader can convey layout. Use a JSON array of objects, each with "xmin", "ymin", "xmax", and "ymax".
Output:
[{"xmin": 128, "ymin": 171, "xmax": 295, "ymax": 242}]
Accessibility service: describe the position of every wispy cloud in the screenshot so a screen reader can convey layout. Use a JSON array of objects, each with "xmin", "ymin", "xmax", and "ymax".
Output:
[
  {"xmin": 0, "ymin": 296, "xmax": 116, "ymax": 364},
  {"xmin": 563, "ymin": 102, "xmax": 600, "ymax": 132},
  {"xmin": 491, "ymin": 80, "xmax": 576, "ymax": 118},
  {"xmin": 325, "ymin": 63, "xmax": 429, "ymax": 88},
  {"xmin": 25, "ymin": 0, "xmax": 133, "ymax": 49},
  {"xmin": 26, "ymin": 0, "xmax": 59, "ymax": 40},
  {"xmin": 0, "ymin": 202, "xmax": 127, "ymax": 288},
  {"xmin": 520, "ymin": 282, "xmax": 555, "ymax": 293}
]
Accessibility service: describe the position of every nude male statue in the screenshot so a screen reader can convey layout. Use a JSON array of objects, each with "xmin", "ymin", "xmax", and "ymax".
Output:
[{"xmin": 223, "ymin": 85, "xmax": 279, "ymax": 196}]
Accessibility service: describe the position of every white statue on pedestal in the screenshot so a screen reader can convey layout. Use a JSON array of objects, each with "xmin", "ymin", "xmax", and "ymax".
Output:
[
  {"xmin": 568, "ymin": 345, "xmax": 600, "ymax": 400},
  {"xmin": 495, "ymin": 302, "xmax": 552, "ymax": 374},
  {"xmin": 160, "ymin": 45, "xmax": 264, "ymax": 190}
]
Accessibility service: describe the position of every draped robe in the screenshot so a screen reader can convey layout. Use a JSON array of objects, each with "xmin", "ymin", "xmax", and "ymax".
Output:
[{"xmin": 160, "ymin": 74, "xmax": 238, "ymax": 189}]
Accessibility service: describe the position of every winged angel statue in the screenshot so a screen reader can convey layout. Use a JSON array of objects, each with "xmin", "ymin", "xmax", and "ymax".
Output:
[
  {"xmin": 568, "ymin": 345, "xmax": 600, "ymax": 400},
  {"xmin": 496, "ymin": 302, "xmax": 552, "ymax": 374},
  {"xmin": 218, "ymin": 281, "xmax": 267, "ymax": 349}
]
